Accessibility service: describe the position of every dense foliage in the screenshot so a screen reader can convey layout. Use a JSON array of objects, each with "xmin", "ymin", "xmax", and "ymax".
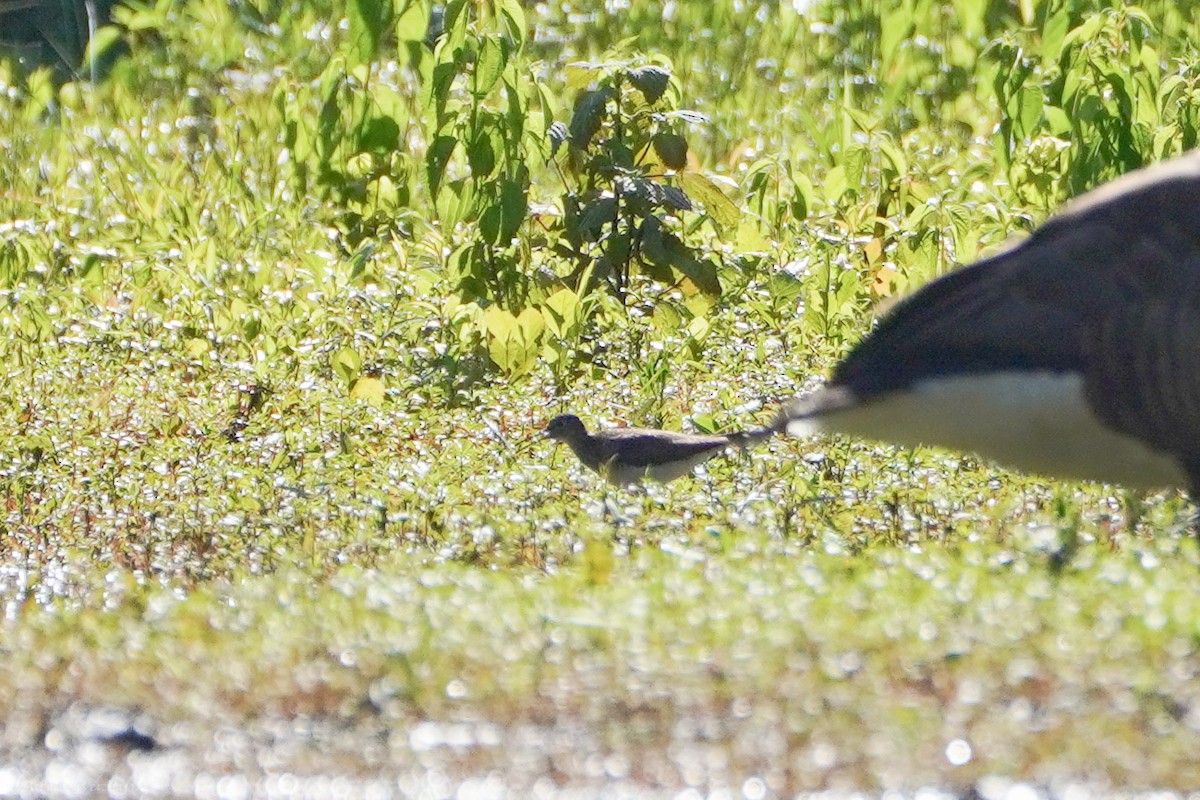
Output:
[{"xmin": 2, "ymin": 0, "xmax": 1200, "ymax": 791}]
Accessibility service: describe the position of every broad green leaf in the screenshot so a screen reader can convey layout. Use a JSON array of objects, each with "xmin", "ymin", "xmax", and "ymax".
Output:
[
  {"xmin": 395, "ymin": 0, "xmax": 428, "ymax": 43},
  {"xmin": 542, "ymin": 289, "xmax": 581, "ymax": 338},
  {"xmin": 842, "ymin": 144, "xmax": 868, "ymax": 189},
  {"xmin": 332, "ymin": 348, "xmax": 362, "ymax": 383},
  {"xmin": 879, "ymin": 4, "xmax": 912, "ymax": 68},
  {"xmin": 350, "ymin": 377, "xmax": 386, "ymax": 404},
  {"xmin": 876, "ymin": 134, "xmax": 907, "ymax": 177},
  {"xmin": 473, "ymin": 37, "xmax": 506, "ymax": 97},
  {"xmin": 822, "ymin": 165, "xmax": 847, "ymax": 202},
  {"xmin": 82, "ymin": 26, "xmax": 123, "ymax": 69},
  {"xmin": 652, "ymin": 132, "xmax": 688, "ymax": 170},
  {"xmin": 498, "ymin": 177, "xmax": 527, "ymax": 242},
  {"xmin": 358, "ymin": 115, "xmax": 401, "ymax": 153},
  {"xmin": 499, "ymin": 0, "xmax": 527, "ymax": 45},
  {"xmin": 627, "ymin": 65, "xmax": 671, "ymax": 104},
  {"xmin": 1016, "ymin": 85, "xmax": 1044, "ymax": 138},
  {"xmin": 564, "ymin": 62, "xmax": 604, "ymax": 92},
  {"xmin": 1044, "ymin": 105, "xmax": 1072, "ymax": 136},
  {"xmin": 348, "ymin": 0, "xmax": 389, "ymax": 66},
  {"xmin": 484, "ymin": 307, "xmax": 543, "ymax": 375},
  {"xmin": 640, "ymin": 217, "xmax": 721, "ymax": 297},
  {"xmin": 467, "ymin": 130, "xmax": 496, "ymax": 177},
  {"xmin": 1041, "ymin": 9, "xmax": 1070, "ymax": 65},
  {"xmin": 1060, "ymin": 15, "xmax": 1105, "ymax": 51},
  {"xmin": 678, "ymin": 173, "xmax": 739, "ymax": 230},
  {"xmin": 515, "ymin": 307, "xmax": 545, "ymax": 343},
  {"xmin": 791, "ymin": 171, "xmax": 815, "ymax": 220},
  {"xmin": 570, "ymin": 89, "xmax": 611, "ymax": 149}
]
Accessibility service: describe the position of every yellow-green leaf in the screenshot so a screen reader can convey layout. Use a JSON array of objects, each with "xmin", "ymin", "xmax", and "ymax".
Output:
[
  {"xmin": 350, "ymin": 376, "xmax": 386, "ymax": 404},
  {"xmin": 332, "ymin": 347, "xmax": 362, "ymax": 383},
  {"xmin": 678, "ymin": 172, "xmax": 740, "ymax": 230}
]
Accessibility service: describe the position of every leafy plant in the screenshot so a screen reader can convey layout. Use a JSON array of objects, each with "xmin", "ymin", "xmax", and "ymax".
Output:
[{"xmin": 546, "ymin": 55, "xmax": 736, "ymax": 307}]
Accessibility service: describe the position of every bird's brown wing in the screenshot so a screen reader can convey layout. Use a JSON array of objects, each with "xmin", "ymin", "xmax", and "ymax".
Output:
[{"xmin": 593, "ymin": 428, "xmax": 731, "ymax": 468}]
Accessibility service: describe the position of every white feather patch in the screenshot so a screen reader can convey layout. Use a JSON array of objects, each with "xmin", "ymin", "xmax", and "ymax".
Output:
[{"xmin": 788, "ymin": 372, "xmax": 1188, "ymax": 490}]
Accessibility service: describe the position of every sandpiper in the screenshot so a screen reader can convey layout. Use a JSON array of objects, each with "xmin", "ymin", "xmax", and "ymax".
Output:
[{"xmin": 544, "ymin": 413, "xmax": 776, "ymax": 485}]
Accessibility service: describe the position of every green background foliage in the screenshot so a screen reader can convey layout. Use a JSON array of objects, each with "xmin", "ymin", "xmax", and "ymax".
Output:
[{"xmin": 2, "ymin": 0, "xmax": 1200, "ymax": 790}]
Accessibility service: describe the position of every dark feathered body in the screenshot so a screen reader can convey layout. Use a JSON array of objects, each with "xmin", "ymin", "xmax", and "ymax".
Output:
[
  {"xmin": 545, "ymin": 414, "xmax": 776, "ymax": 485},
  {"xmin": 783, "ymin": 151, "xmax": 1200, "ymax": 493}
]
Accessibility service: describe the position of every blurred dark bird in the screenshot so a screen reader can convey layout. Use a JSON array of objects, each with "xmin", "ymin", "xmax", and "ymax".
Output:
[
  {"xmin": 782, "ymin": 151, "xmax": 1200, "ymax": 495},
  {"xmin": 544, "ymin": 413, "xmax": 777, "ymax": 485}
]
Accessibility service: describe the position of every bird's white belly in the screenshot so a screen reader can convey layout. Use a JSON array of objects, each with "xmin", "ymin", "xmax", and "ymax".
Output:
[{"xmin": 789, "ymin": 372, "xmax": 1189, "ymax": 490}]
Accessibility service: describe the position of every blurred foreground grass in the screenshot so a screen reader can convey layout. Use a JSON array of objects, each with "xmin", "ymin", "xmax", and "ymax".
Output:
[{"xmin": 3, "ymin": 0, "xmax": 1200, "ymax": 793}]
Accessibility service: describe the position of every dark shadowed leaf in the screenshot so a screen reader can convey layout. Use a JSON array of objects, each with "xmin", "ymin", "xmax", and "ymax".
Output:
[
  {"xmin": 467, "ymin": 131, "xmax": 496, "ymax": 177},
  {"xmin": 358, "ymin": 115, "xmax": 400, "ymax": 153},
  {"xmin": 628, "ymin": 65, "xmax": 671, "ymax": 104},
  {"xmin": 570, "ymin": 89, "xmax": 611, "ymax": 149},
  {"xmin": 426, "ymin": 135, "xmax": 457, "ymax": 196},
  {"xmin": 640, "ymin": 216, "xmax": 721, "ymax": 297},
  {"xmin": 662, "ymin": 185, "xmax": 692, "ymax": 211},
  {"xmin": 499, "ymin": 177, "xmax": 527, "ymax": 242},
  {"xmin": 652, "ymin": 132, "xmax": 688, "ymax": 170},
  {"xmin": 578, "ymin": 196, "xmax": 617, "ymax": 240}
]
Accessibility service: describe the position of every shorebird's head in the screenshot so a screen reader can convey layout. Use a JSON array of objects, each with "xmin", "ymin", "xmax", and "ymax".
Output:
[{"xmin": 544, "ymin": 414, "xmax": 587, "ymax": 443}]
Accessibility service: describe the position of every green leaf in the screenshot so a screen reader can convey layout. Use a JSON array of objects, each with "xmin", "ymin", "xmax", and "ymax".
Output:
[
  {"xmin": 473, "ymin": 36, "xmax": 506, "ymax": 97},
  {"xmin": 1041, "ymin": 9, "xmax": 1070, "ymax": 65},
  {"xmin": 662, "ymin": 185, "xmax": 692, "ymax": 211},
  {"xmin": 498, "ymin": 177, "xmax": 527, "ymax": 242},
  {"xmin": 578, "ymin": 197, "xmax": 617, "ymax": 240},
  {"xmin": 564, "ymin": 62, "xmax": 605, "ymax": 92},
  {"xmin": 678, "ymin": 173, "xmax": 739, "ymax": 230},
  {"xmin": 350, "ymin": 376, "xmax": 386, "ymax": 404},
  {"xmin": 332, "ymin": 348, "xmax": 362, "ymax": 384},
  {"xmin": 82, "ymin": 26, "xmax": 123, "ymax": 68},
  {"xmin": 467, "ymin": 130, "xmax": 496, "ymax": 177},
  {"xmin": 628, "ymin": 65, "xmax": 671, "ymax": 104},
  {"xmin": 499, "ymin": 0, "xmax": 527, "ymax": 45},
  {"xmin": 876, "ymin": 134, "xmax": 907, "ymax": 177},
  {"xmin": 1060, "ymin": 15, "xmax": 1105, "ymax": 52},
  {"xmin": 570, "ymin": 89, "xmax": 611, "ymax": 149},
  {"xmin": 1015, "ymin": 85, "xmax": 1044, "ymax": 138},
  {"xmin": 640, "ymin": 217, "xmax": 721, "ymax": 297},
  {"xmin": 395, "ymin": 0, "xmax": 428, "ymax": 43},
  {"xmin": 429, "ymin": 60, "xmax": 458, "ymax": 122},
  {"xmin": 652, "ymin": 132, "xmax": 688, "ymax": 170},
  {"xmin": 880, "ymin": 3, "xmax": 913, "ymax": 67},
  {"xmin": 348, "ymin": 0, "xmax": 390, "ymax": 66},
  {"xmin": 358, "ymin": 115, "xmax": 401, "ymax": 153},
  {"xmin": 1044, "ymin": 105, "xmax": 1072, "ymax": 136},
  {"xmin": 822, "ymin": 165, "xmax": 847, "ymax": 202},
  {"xmin": 426, "ymin": 135, "xmax": 457, "ymax": 196},
  {"xmin": 542, "ymin": 288, "xmax": 581, "ymax": 338},
  {"xmin": 791, "ymin": 171, "xmax": 815, "ymax": 220},
  {"xmin": 484, "ymin": 307, "xmax": 544, "ymax": 375}
]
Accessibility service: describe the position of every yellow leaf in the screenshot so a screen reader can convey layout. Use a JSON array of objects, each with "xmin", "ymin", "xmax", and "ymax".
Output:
[
  {"xmin": 864, "ymin": 237, "xmax": 883, "ymax": 265},
  {"xmin": 350, "ymin": 376, "xmax": 386, "ymax": 405}
]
